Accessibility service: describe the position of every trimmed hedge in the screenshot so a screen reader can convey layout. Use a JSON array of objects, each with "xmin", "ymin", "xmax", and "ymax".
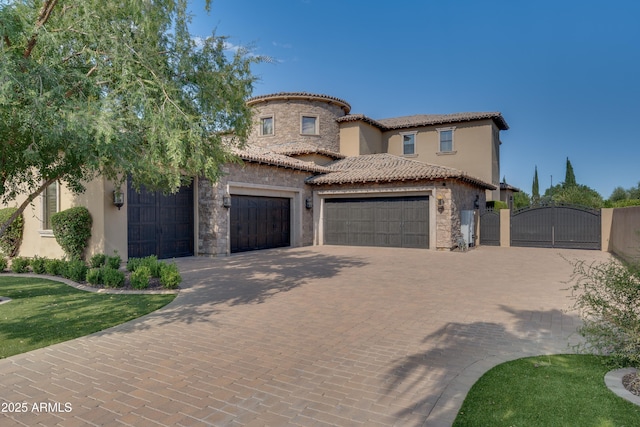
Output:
[
  {"xmin": 0, "ymin": 207, "xmax": 24, "ymax": 257},
  {"xmin": 51, "ymin": 206, "xmax": 92, "ymax": 260}
]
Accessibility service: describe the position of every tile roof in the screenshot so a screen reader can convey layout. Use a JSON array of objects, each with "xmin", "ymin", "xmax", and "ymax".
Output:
[
  {"xmin": 267, "ymin": 141, "xmax": 346, "ymax": 159},
  {"xmin": 305, "ymin": 153, "xmax": 496, "ymax": 189},
  {"xmin": 233, "ymin": 146, "xmax": 332, "ymax": 173},
  {"xmin": 246, "ymin": 92, "xmax": 351, "ymax": 114},
  {"xmin": 337, "ymin": 112, "xmax": 509, "ymax": 131},
  {"xmin": 500, "ymin": 182, "xmax": 521, "ymax": 192}
]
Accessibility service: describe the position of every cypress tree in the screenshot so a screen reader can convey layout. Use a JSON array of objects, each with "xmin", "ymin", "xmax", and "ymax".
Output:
[
  {"xmin": 532, "ymin": 166, "xmax": 540, "ymax": 202},
  {"xmin": 565, "ymin": 157, "xmax": 577, "ymax": 187}
]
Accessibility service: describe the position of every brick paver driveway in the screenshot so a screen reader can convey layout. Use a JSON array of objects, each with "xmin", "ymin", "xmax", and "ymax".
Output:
[{"xmin": 0, "ymin": 246, "xmax": 611, "ymax": 426}]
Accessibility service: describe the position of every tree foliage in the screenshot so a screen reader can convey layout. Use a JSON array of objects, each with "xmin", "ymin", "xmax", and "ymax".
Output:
[
  {"xmin": 532, "ymin": 166, "xmax": 540, "ymax": 202},
  {"xmin": 568, "ymin": 259, "xmax": 640, "ymax": 368},
  {"xmin": 564, "ymin": 157, "xmax": 577, "ymax": 187},
  {"xmin": 0, "ymin": 0, "xmax": 261, "ymax": 237}
]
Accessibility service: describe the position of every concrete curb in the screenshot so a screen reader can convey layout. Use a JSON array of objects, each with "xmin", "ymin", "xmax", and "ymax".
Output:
[{"xmin": 605, "ymin": 368, "xmax": 640, "ymax": 406}]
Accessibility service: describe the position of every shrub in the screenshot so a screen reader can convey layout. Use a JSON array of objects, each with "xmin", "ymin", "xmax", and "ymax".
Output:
[
  {"xmin": 30, "ymin": 256, "xmax": 47, "ymax": 274},
  {"xmin": 50, "ymin": 206, "xmax": 92, "ymax": 260},
  {"xmin": 0, "ymin": 257, "xmax": 7, "ymax": 272},
  {"xmin": 567, "ymin": 258, "xmax": 640, "ymax": 368},
  {"xmin": 101, "ymin": 267, "xmax": 124, "ymax": 288},
  {"xmin": 10, "ymin": 257, "xmax": 30, "ymax": 273},
  {"xmin": 106, "ymin": 252, "xmax": 121, "ymax": 270},
  {"xmin": 160, "ymin": 262, "xmax": 182, "ymax": 289},
  {"xmin": 0, "ymin": 207, "xmax": 24, "ymax": 257},
  {"xmin": 127, "ymin": 255, "xmax": 161, "ymax": 276},
  {"xmin": 89, "ymin": 253, "xmax": 107, "ymax": 268},
  {"xmin": 44, "ymin": 259, "xmax": 66, "ymax": 276},
  {"xmin": 63, "ymin": 259, "xmax": 87, "ymax": 282},
  {"xmin": 126, "ymin": 257, "xmax": 142, "ymax": 272},
  {"xmin": 86, "ymin": 268, "xmax": 102, "ymax": 285},
  {"xmin": 130, "ymin": 265, "xmax": 151, "ymax": 290}
]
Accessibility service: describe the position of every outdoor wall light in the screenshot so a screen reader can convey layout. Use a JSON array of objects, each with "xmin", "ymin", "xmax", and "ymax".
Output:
[
  {"xmin": 305, "ymin": 197, "xmax": 313, "ymax": 209},
  {"xmin": 437, "ymin": 195, "xmax": 445, "ymax": 212},
  {"xmin": 222, "ymin": 194, "xmax": 232, "ymax": 208},
  {"xmin": 113, "ymin": 189, "xmax": 124, "ymax": 210},
  {"xmin": 474, "ymin": 195, "xmax": 480, "ymax": 209}
]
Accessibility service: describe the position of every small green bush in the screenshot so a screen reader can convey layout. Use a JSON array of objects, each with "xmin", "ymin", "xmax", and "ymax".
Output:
[
  {"xmin": 63, "ymin": 259, "xmax": 87, "ymax": 282},
  {"xmin": 101, "ymin": 267, "xmax": 124, "ymax": 288},
  {"xmin": 10, "ymin": 257, "xmax": 30, "ymax": 273},
  {"xmin": 86, "ymin": 268, "xmax": 102, "ymax": 285},
  {"xmin": 106, "ymin": 253, "xmax": 121, "ymax": 270},
  {"xmin": 126, "ymin": 257, "xmax": 142, "ymax": 272},
  {"xmin": 50, "ymin": 206, "xmax": 92, "ymax": 260},
  {"xmin": 0, "ymin": 257, "xmax": 7, "ymax": 272},
  {"xmin": 30, "ymin": 256, "xmax": 47, "ymax": 274},
  {"xmin": 130, "ymin": 265, "xmax": 151, "ymax": 290},
  {"xmin": 89, "ymin": 253, "xmax": 107, "ymax": 268},
  {"xmin": 0, "ymin": 207, "xmax": 24, "ymax": 257},
  {"xmin": 44, "ymin": 259, "xmax": 66, "ymax": 276},
  {"xmin": 160, "ymin": 262, "xmax": 182, "ymax": 289},
  {"xmin": 568, "ymin": 258, "xmax": 640, "ymax": 368}
]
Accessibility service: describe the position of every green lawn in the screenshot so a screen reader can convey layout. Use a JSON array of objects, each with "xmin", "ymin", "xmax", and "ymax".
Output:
[
  {"xmin": 454, "ymin": 354, "xmax": 640, "ymax": 427},
  {"xmin": 0, "ymin": 276, "xmax": 176, "ymax": 358}
]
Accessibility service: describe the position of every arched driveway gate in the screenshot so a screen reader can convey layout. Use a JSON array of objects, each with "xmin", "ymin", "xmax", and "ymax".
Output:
[{"xmin": 511, "ymin": 203, "xmax": 601, "ymax": 249}]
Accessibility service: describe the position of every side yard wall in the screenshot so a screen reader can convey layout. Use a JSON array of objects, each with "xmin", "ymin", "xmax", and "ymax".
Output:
[{"xmin": 607, "ymin": 206, "xmax": 640, "ymax": 263}]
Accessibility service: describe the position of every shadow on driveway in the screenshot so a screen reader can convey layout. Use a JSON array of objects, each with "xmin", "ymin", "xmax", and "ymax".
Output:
[
  {"xmin": 385, "ymin": 306, "xmax": 582, "ymax": 426},
  {"xmin": 120, "ymin": 248, "xmax": 368, "ymax": 329}
]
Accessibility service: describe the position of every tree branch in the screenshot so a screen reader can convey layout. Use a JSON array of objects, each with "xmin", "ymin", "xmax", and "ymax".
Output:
[
  {"xmin": 0, "ymin": 177, "xmax": 57, "ymax": 238},
  {"xmin": 23, "ymin": 0, "xmax": 59, "ymax": 59}
]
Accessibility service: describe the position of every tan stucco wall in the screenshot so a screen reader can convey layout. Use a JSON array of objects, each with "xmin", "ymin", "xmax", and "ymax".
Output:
[
  {"xmin": 3, "ymin": 177, "xmax": 127, "ymax": 259},
  {"xmin": 382, "ymin": 120, "xmax": 499, "ymax": 200},
  {"xmin": 338, "ymin": 121, "xmax": 384, "ymax": 156},
  {"xmin": 607, "ymin": 206, "xmax": 640, "ymax": 263},
  {"xmin": 500, "ymin": 209, "xmax": 511, "ymax": 247}
]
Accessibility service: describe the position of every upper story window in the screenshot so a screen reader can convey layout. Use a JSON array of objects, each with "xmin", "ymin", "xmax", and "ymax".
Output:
[
  {"xmin": 260, "ymin": 116, "xmax": 274, "ymax": 136},
  {"xmin": 402, "ymin": 132, "xmax": 416, "ymax": 155},
  {"xmin": 438, "ymin": 128, "xmax": 455, "ymax": 153},
  {"xmin": 301, "ymin": 115, "xmax": 318, "ymax": 135},
  {"xmin": 42, "ymin": 181, "xmax": 59, "ymax": 231}
]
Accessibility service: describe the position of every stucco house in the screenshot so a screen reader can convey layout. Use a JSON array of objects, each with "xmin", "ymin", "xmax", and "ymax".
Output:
[{"xmin": 4, "ymin": 92, "xmax": 509, "ymax": 260}]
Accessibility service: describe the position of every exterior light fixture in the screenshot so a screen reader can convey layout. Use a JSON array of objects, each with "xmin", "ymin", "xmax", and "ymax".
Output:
[
  {"xmin": 474, "ymin": 195, "xmax": 480, "ymax": 209},
  {"xmin": 113, "ymin": 189, "xmax": 124, "ymax": 210},
  {"xmin": 222, "ymin": 194, "xmax": 232, "ymax": 208},
  {"xmin": 437, "ymin": 194, "xmax": 445, "ymax": 212},
  {"xmin": 305, "ymin": 197, "xmax": 313, "ymax": 209}
]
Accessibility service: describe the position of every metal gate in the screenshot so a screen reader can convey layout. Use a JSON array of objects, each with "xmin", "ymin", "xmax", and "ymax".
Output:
[
  {"xmin": 511, "ymin": 203, "xmax": 601, "ymax": 249},
  {"xmin": 480, "ymin": 208, "xmax": 500, "ymax": 246}
]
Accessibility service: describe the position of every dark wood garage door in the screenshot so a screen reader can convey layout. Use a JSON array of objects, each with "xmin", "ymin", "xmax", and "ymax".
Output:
[
  {"xmin": 324, "ymin": 196, "xmax": 429, "ymax": 248},
  {"xmin": 127, "ymin": 180, "xmax": 194, "ymax": 259},
  {"xmin": 230, "ymin": 195, "xmax": 291, "ymax": 253}
]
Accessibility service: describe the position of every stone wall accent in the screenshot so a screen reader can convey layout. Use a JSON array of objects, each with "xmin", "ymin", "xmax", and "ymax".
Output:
[
  {"xmin": 249, "ymin": 98, "xmax": 346, "ymax": 152},
  {"xmin": 198, "ymin": 162, "xmax": 314, "ymax": 256},
  {"xmin": 442, "ymin": 182, "xmax": 487, "ymax": 249}
]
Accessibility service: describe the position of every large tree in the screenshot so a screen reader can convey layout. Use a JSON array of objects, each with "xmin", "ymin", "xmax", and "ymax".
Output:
[{"xmin": 0, "ymin": 0, "xmax": 260, "ymax": 237}]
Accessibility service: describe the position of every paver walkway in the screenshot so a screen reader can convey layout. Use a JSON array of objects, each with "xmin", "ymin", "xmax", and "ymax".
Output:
[{"xmin": 0, "ymin": 246, "xmax": 611, "ymax": 426}]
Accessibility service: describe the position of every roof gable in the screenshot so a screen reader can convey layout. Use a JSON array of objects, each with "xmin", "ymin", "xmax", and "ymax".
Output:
[{"xmin": 306, "ymin": 153, "xmax": 496, "ymax": 189}]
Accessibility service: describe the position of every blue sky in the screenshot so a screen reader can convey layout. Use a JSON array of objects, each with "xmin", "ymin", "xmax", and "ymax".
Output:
[{"xmin": 189, "ymin": 0, "xmax": 640, "ymax": 199}]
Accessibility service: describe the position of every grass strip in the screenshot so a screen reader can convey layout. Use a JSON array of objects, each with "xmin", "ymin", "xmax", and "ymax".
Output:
[
  {"xmin": 454, "ymin": 354, "xmax": 640, "ymax": 426},
  {"xmin": 0, "ymin": 276, "xmax": 175, "ymax": 358}
]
